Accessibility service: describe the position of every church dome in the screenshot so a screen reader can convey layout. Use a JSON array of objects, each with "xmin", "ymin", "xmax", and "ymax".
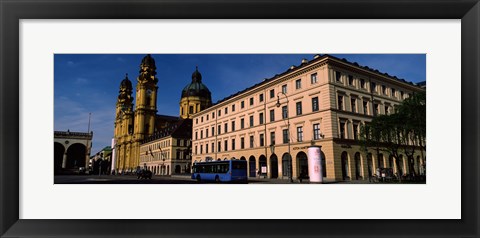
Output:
[
  {"xmin": 141, "ymin": 54, "xmax": 156, "ymax": 67},
  {"xmin": 181, "ymin": 67, "xmax": 212, "ymax": 99},
  {"xmin": 120, "ymin": 74, "xmax": 132, "ymax": 90}
]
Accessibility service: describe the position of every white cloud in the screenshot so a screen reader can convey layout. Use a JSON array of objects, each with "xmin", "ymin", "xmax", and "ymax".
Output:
[{"xmin": 54, "ymin": 96, "xmax": 115, "ymax": 153}]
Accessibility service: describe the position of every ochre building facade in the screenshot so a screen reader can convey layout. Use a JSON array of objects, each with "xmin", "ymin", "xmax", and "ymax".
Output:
[
  {"xmin": 114, "ymin": 54, "xmax": 212, "ymax": 174},
  {"xmin": 113, "ymin": 55, "xmax": 164, "ymax": 173},
  {"xmin": 191, "ymin": 55, "xmax": 426, "ymax": 181}
]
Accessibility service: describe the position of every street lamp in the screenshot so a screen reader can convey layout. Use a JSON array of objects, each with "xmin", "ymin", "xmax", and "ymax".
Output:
[{"xmin": 276, "ymin": 92, "xmax": 293, "ymax": 183}]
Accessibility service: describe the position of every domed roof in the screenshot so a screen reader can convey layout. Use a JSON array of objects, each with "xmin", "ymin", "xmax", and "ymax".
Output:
[
  {"xmin": 120, "ymin": 74, "xmax": 132, "ymax": 90},
  {"xmin": 141, "ymin": 54, "xmax": 156, "ymax": 67},
  {"xmin": 191, "ymin": 67, "xmax": 202, "ymax": 83},
  {"xmin": 181, "ymin": 67, "xmax": 212, "ymax": 99}
]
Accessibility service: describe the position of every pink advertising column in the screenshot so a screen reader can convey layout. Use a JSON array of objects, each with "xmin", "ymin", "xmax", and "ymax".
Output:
[{"xmin": 307, "ymin": 146, "xmax": 323, "ymax": 183}]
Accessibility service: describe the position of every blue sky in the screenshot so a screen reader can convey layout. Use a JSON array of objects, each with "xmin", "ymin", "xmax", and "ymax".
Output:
[{"xmin": 54, "ymin": 54, "xmax": 426, "ymax": 153}]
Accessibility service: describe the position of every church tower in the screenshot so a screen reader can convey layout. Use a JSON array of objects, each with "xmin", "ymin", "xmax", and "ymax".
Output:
[
  {"xmin": 132, "ymin": 54, "xmax": 158, "ymax": 168},
  {"xmin": 179, "ymin": 67, "xmax": 212, "ymax": 119},
  {"xmin": 114, "ymin": 74, "xmax": 135, "ymax": 172},
  {"xmin": 113, "ymin": 54, "xmax": 159, "ymax": 173}
]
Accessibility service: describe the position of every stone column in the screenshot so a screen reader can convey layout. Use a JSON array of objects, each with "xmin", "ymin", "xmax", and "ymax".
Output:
[{"xmin": 62, "ymin": 153, "xmax": 68, "ymax": 168}]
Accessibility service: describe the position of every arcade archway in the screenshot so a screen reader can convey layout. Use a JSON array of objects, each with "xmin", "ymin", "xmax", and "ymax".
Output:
[
  {"xmin": 296, "ymin": 152, "xmax": 308, "ymax": 178},
  {"xmin": 54, "ymin": 142, "xmax": 65, "ymax": 174},
  {"xmin": 247, "ymin": 156, "xmax": 256, "ymax": 177},
  {"xmin": 66, "ymin": 143, "xmax": 86, "ymax": 169},
  {"xmin": 281, "ymin": 153, "xmax": 292, "ymax": 179},
  {"xmin": 269, "ymin": 154, "xmax": 278, "ymax": 178}
]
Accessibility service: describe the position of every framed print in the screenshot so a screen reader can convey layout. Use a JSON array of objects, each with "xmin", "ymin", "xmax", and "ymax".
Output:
[{"xmin": 1, "ymin": 0, "xmax": 479, "ymax": 237}]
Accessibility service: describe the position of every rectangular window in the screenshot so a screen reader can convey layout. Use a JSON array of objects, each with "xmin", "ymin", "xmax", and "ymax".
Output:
[
  {"xmin": 282, "ymin": 106, "xmax": 288, "ymax": 119},
  {"xmin": 282, "ymin": 129, "xmax": 289, "ymax": 144},
  {"xmin": 232, "ymin": 104, "xmax": 235, "ymax": 112},
  {"xmin": 311, "ymin": 73, "xmax": 318, "ymax": 84},
  {"xmin": 269, "ymin": 109, "xmax": 275, "ymax": 122},
  {"xmin": 338, "ymin": 95, "xmax": 343, "ymax": 110},
  {"xmin": 360, "ymin": 79, "xmax": 365, "ymax": 88},
  {"xmin": 259, "ymin": 112, "xmax": 264, "ymax": 125},
  {"xmin": 296, "ymin": 101, "xmax": 302, "ymax": 115},
  {"xmin": 195, "ymin": 146, "xmax": 197, "ymax": 155},
  {"xmin": 241, "ymin": 137, "xmax": 245, "ymax": 149},
  {"xmin": 211, "ymin": 143, "xmax": 214, "ymax": 153},
  {"xmin": 340, "ymin": 122, "xmax": 346, "ymax": 139},
  {"xmin": 297, "ymin": 126, "xmax": 303, "ymax": 142},
  {"xmin": 249, "ymin": 135, "xmax": 254, "ymax": 148},
  {"xmin": 260, "ymin": 134, "xmax": 264, "ymax": 147},
  {"xmin": 363, "ymin": 101, "xmax": 368, "ymax": 115},
  {"xmin": 270, "ymin": 89, "xmax": 275, "ymax": 98},
  {"xmin": 195, "ymin": 131, "xmax": 198, "ymax": 140},
  {"xmin": 259, "ymin": 93, "xmax": 264, "ymax": 102},
  {"xmin": 241, "ymin": 101, "xmax": 245, "ymax": 109},
  {"xmin": 240, "ymin": 118, "xmax": 245, "ymax": 129},
  {"xmin": 295, "ymin": 79, "xmax": 301, "ymax": 89},
  {"xmin": 400, "ymin": 91, "xmax": 404, "ymax": 99},
  {"xmin": 391, "ymin": 88, "xmax": 395, "ymax": 97},
  {"xmin": 249, "ymin": 97, "xmax": 254, "ymax": 106},
  {"xmin": 231, "ymin": 121, "xmax": 236, "ymax": 131},
  {"xmin": 249, "ymin": 115, "xmax": 254, "ymax": 127},
  {"xmin": 225, "ymin": 107, "xmax": 228, "ymax": 114},
  {"xmin": 385, "ymin": 105, "xmax": 389, "ymax": 115},
  {"xmin": 218, "ymin": 125, "xmax": 221, "ymax": 135},
  {"xmin": 211, "ymin": 127, "xmax": 214, "ymax": 136},
  {"xmin": 270, "ymin": 131, "xmax": 275, "ymax": 145},
  {"xmin": 374, "ymin": 103, "xmax": 379, "ymax": 115},
  {"xmin": 353, "ymin": 124, "xmax": 359, "ymax": 140},
  {"xmin": 218, "ymin": 141, "xmax": 221, "ymax": 152},
  {"xmin": 335, "ymin": 71, "xmax": 342, "ymax": 82},
  {"xmin": 348, "ymin": 75, "xmax": 354, "ymax": 86},
  {"xmin": 282, "ymin": 84, "xmax": 287, "ymax": 94},
  {"xmin": 224, "ymin": 140, "xmax": 228, "ymax": 151},
  {"xmin": 351, "ymin": 98, "xmax": 356, "ymax": 113},
  {"xmin": 200, "ymin": 130, "xmax": 203, "ymax": 139},
  {"xmin": 382, "ymin": 85, "xmax": 387, "ymax": 95},
  {"xmin": 218, "ymin": 110, "xmax": 221, "ymax": 117},
  {"xmin": 313, "ymin": 123, "xmax": 321, "ymax": 140},
  {"xmin": 371, "ymin": 82, "xmax": 376, "ymax": 93},
  {"xmin": 312, "ymin": 97, "xmax": 319, "ymax": 112},
  {"xmin": 212, "ymin": 112, "xmax": 215, "ymax": 119},
  {"xmin": 224, "ymin": 123, "xmax": 228, "ymax": 133},
  {"xmin": 206, "ymin": 144, "xmax": 209, "ymax": 153},
  {"xmin": 201, "ymin": 117, "xmax": 203, "ymax": 123},
  {"xmin": 231, "ymin": 139, "xmax": 236, "ymax": 151}
]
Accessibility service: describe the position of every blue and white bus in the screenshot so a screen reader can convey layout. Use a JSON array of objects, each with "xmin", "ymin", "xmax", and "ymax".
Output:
[{"xmin": 191, "ymin": 160, "xmax": 248, "ymax": 183}]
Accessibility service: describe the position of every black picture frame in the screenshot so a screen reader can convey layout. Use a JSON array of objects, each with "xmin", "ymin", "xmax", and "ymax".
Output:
[{"xmin": 1, "ymin": 0, "xmax": 479, "ymax": 237}]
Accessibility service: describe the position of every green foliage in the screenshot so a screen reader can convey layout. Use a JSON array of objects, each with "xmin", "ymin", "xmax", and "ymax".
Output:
[{"xmin": 359, "ymin": 91, "xmax": 426, "ymax": 176}]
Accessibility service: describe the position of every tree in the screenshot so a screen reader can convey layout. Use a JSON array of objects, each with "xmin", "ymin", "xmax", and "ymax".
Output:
[
  {"xmin": 360, "ymin": 91, "xmax": 426, "ymax": 181},
  {"xmin": 395, "ymin": 91, "xmax": 426, "ymax": 176}
]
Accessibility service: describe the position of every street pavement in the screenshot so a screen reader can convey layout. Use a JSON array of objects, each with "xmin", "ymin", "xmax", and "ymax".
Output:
[{"xmin": 54, "ymin": 174, "xmax": 423, "ymax": 184}]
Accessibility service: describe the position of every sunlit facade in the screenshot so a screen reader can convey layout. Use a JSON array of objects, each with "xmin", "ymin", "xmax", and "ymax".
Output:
[{"xmin": 191, "ymin": 55, "xmax": 426, "ymax": 181}]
